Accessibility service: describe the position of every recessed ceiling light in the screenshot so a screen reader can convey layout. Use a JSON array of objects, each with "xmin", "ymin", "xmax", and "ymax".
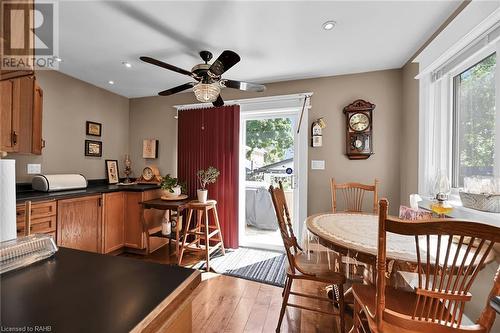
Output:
[
  {"xmin": 108, "ymin": 80, "xmax": 114, "ymax": 85},
  {"xmin": 54, "ymin": 56, "xmax": 62, "ymax": 62},
  {"xmin": 322, "ymin": 21, "xmax": 336, "ymax": 31},
  {"xmin": 122, "ymin": 61, "xmax": 132, "ymax": 68}
]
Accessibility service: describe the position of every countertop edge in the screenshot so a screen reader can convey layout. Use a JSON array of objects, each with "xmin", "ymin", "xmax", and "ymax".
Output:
[{"xmin": 130, "ymin": 270, "xmax": 202, "ymax": 332}]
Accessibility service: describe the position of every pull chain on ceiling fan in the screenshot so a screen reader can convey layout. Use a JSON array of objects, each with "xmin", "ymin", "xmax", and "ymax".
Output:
[{"xmin": 140, "ymin": 50, "xmax": 266, "ymax": 107}]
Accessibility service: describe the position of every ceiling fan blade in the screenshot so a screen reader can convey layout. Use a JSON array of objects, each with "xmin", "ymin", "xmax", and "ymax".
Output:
[
  {"xmin": 158, "ymin": 82, "xmax": 195, "ymax": 96},
  {"xmin": 222, "ymin": 79, "xmax": 266, "ymax": 92},
  {"xmin": 213, "ymin": 95, "xmax": 224, "ymax": 107},
  {"xmin": 140, "ymin": 56, "xmax": 195, "ymax": 78},
  {"xmin": 209, "ymin": 50, "xmax": 240, "ymax": 76}
]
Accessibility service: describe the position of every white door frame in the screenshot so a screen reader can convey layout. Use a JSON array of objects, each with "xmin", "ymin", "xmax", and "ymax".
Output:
[
  {"xmin": 238, "ymin": 97, "xmax": 310, "ymax": 251},
  {"xmin": 174, "ymin": 93, "xmax": 311, "ymax": 251}
]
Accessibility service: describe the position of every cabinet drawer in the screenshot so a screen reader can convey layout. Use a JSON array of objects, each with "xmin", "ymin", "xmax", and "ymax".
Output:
[
  {"xmin": 17, "ymin": 215, "xmax": 57, "ymax": 235},
  {"xmin": 17, "ymin": 201, "xmax": 57, "ymax": 223}
]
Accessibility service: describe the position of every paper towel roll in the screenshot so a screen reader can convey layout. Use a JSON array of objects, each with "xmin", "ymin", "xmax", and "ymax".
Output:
[{"xmin": 0, "ymin": 160, "xmax": 17, "ymax": 242}]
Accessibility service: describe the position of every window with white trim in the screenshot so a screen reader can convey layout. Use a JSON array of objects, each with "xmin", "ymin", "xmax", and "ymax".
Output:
[{"xmin": 452, "ymin": 53, "xmax": 497, "ymax": 187}]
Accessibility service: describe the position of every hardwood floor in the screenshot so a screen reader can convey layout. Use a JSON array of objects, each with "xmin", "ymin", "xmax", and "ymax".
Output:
[{"xmin": 122, "ymin": 245, "xmax": 351, "ymax": 332}]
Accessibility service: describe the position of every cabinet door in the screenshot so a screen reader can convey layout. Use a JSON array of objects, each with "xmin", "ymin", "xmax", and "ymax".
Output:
[
  {"xmin": 103, "ymin": 192, "xmax": 125, "ymax": 254},
  {"xmin": 124, "ymin": 192, "xmax": 143, "ymax": 249},
  {"xmin": 124, "ymin": 190, "xmax": 162, "ymax": 250},
  {"xmin": 57, "ymin": 195, "xmax": 102, "ymax": 253},
  {"xmin": 0, "ymin": 79, "xmax": 19, "ymax": 152},
  {"xmin": 16, "ymin": 76, "xmax": 34, "ymax": 153},
  {"xmin": 31, "ymin": 79, "xmax": 43, "ymax": 154}
]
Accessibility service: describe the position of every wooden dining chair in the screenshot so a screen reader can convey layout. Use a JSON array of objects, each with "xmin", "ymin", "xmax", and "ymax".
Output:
[
  {"xmin": 269, "ymin": 182, "xmax": 347, "ymax": 333},
  {"xmin": 331, "ymin": 178, "xmax": 379, "ymax": 213},
  {"xmin": 352, "ymin": 198, "xmax": 500, "ymax": 333}
]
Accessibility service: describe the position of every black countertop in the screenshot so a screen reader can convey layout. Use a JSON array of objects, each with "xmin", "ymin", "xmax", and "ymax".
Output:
[
  {"xmin": 0, "ymin": 247, "xmax": 197, "ymax": 333},
  {"xmin": 16, "ymin": 182, "xmax": 160, "ymax": 203}
]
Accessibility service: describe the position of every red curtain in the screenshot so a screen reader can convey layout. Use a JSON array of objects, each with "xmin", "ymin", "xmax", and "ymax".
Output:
[{"xmin": 178, "ymin": 105, "xmax": 240, "ymax": 249}]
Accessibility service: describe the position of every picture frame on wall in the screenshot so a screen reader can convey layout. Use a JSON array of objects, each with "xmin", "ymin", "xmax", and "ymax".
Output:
[
  {"xmin": 86, "ymin": 121, "xmax": 102, "ymax": 137},
  {"xmin": 105, "ymin": 160, "xmax": 119, "ymax": 184},
  {"xmin": 85, "ymin": 140, "xmax": 102, "ymax": 157},
  {"xmin": 143, "ymin": 139, "xmax": 158, "ymax": 159}
]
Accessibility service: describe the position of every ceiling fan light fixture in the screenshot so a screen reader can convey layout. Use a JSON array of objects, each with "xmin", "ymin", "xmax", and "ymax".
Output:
[{"xmin": 193, "ymin": 82, "xmax": 220, "ymax": 103}]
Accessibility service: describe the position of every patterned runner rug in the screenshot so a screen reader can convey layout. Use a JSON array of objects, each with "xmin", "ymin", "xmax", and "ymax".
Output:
[{"xmin": 193, "ymin": 247, "xmax": 286, "ymax": 287}]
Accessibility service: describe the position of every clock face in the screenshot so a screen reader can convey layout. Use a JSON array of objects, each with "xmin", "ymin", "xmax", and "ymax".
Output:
[
  {"xmin": 349, "ymin": 113, "xmax": 370, "ymax": 132},
  {"xmin": 143, "ymin": 167, "xmax": 154, "ymax": 181}
]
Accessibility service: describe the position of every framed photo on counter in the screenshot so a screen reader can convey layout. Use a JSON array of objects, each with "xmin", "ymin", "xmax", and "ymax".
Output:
[
  {"xmin": 105, "ymin": 160, "xmax": 119, "ymax": 184},
  {"xmin": 85, "ymin": 140, "xmax": 102, "ymax": 157}
]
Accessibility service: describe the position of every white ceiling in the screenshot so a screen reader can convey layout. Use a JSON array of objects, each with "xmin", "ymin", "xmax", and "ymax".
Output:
[{"xmin": 55, "ymin": 1, "xmax": 461, "ymax": 98}]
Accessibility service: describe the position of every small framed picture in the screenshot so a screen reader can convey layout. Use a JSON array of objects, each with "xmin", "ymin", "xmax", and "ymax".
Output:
[
  {"xmin": 86, "ymin": 121, "xmax": 102, "ymax": 137},
  {"xmin": 85, "ymin": 140, "xmax": 102, "ymax": 157},
  {"xmin": 143, "ymin": 139, "xmax": 158, "ymax": 159},
  {"xmin": 105, "ymin": 160, "xmax": 119, "ymax": 184}
]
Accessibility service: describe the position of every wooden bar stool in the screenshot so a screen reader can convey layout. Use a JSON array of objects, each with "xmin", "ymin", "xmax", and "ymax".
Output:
[{"xmin": 178, "ymin": 200, "xmax": 225, "ymax": 271}]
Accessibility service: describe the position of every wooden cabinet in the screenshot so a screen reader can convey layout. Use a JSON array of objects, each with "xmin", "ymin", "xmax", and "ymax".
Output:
[
  {"xmin": 0, "ymin": 75, "xmax": 42, "ymax": 154},
  {"xmin": 125, "ymin": 189, "xmax": 165, "ymax": 251},
  {"xmin": 102, "ymin": 192, "xmax": 125, "ymax": 254},
  {"xmin": 57, "ymin": 195, "xmax": 102, "ymax": 253},
  {"xmin": 16, "ymin": 200, "xmax": 57, "ymax": 240}
]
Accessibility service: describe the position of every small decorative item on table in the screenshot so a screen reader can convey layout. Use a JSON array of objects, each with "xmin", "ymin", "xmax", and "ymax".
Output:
[
  {"xmin": 430, "ymin": 170, "xmax": 453, "ymax": 217},
  {"xmin": 84, "ymin": 140, "xmax": 102, "ymax": 157},
  {"xmin": 459, "ymin": 176, "xmax": 500, "ymax": 213},
  {"xmin": 196, "ymin": 166, "xmax": 220, "ymax": 203},
  {"xmin": 105, "ymin": 159, "xmax": 119, "ymax": 184}
]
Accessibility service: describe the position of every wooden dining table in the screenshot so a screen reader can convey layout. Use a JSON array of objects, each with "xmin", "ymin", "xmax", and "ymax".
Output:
[{"xmin": 306, "ymin": 212, "xmax": 496, "ymax": 282}]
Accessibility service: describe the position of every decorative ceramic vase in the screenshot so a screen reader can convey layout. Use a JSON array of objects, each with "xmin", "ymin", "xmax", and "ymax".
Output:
[
  {"xmin": 163, "ymin": 185, "xmax": 181, "ymax": 198},
  {"xmin": 197, "ymin": 189, "xmax": 208, "ymax": 203}
]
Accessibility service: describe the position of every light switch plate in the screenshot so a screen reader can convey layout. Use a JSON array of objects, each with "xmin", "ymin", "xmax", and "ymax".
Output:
[
  {"xmin": 27, "ymin": 164, "xmax": 41, "ymax": 174},
  {"xmin": 311, "ymin": 160, "xmax": 325, "ymax": 170}
]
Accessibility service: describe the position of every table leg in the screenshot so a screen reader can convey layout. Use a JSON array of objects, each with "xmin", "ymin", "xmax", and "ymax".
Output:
[{"xmin": 141, "ymin": 206, "xmax": 150, "ymax": 255}]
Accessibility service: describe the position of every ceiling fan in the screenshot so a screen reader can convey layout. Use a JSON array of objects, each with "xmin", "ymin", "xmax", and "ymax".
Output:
[{"xmin": 140, "ymin": 50, "xmax": 266, "ymax": 107}]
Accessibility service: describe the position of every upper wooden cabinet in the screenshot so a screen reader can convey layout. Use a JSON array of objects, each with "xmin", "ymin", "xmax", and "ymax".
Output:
[
  {"xmin": 57, "ymin": 195, "xmax": 102, "ymax": 253},
  {"xmin": 0, "ymin": 75, "xmax": 43, "ymax": 154},
  {"xmin": 102, "ymin": 192, "xmax": 125, "ymax": 254}
]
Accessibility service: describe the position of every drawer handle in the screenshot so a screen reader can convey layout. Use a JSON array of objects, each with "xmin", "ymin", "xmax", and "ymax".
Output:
[{"xmin": 11, "ymin": 131, "xmax": 17, "ymax": 145}]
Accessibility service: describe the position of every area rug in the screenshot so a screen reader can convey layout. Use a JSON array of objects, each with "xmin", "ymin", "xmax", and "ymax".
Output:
[{"xmin": 193, "ymin": 247, "xmax": 287, "ymax": 287}]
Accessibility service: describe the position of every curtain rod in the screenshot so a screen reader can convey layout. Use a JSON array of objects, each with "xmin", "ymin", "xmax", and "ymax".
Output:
[{"xmin": 173, "ymin": 92, "xmax": 313, "ymax": 111}]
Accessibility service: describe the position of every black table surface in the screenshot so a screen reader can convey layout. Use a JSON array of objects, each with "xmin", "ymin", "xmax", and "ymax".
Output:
[
  {"xmin": 140, "ymin": 198, "xmax": 191, "ymax": 210},
  {"xmin": 16, "ymin": 183, "xmax": 160, "ymax": 204},
  {"xmin": 0, "ymin": 247, "xmax": 196, "ymax": 333}
]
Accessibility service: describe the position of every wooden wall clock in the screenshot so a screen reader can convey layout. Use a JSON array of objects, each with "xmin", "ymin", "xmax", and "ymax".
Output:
[{"xmin": 343, "ymin": 99, "xmax": 375, "ymax": 160}]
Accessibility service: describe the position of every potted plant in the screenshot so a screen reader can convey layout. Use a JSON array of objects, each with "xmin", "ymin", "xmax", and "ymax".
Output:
[
  {"xmin": 160, "ymin": 174, "xmax": 183, "ymax": 198},
  {"xmin": 196, "ymin": 166, "xmax": 220, "ymax": 203}
]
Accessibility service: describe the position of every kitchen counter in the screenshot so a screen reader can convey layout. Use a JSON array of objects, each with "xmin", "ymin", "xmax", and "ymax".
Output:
[
  {"xmin": 16, "ymin": 182, "xmax": 161, "ymax": 203},
  {"xmin": 0, "ymin": 247, "xmax": 201, "ymax": 333}
]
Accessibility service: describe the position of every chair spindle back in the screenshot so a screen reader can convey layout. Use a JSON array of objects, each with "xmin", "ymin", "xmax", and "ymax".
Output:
[
  {"xmin": 269, "ymin": 182, "xmax": 303, "ymax": 275},
  {"xmin": 377, "ymin": 198, "xmax": 500, "ymax": 331},
  {"xmin": 331, "ymin": 178, "xmax": 379, "ymax": 213}
]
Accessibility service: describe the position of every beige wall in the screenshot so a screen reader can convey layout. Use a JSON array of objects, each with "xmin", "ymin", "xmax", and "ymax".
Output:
[
  {"xmin": 400, "ymin": 62, "xmax": 420, "ymax": 205},
  {"xmin": 11, "ymin": 70, "xmax": 130, "ymax": 182},
  {"xmin": 129, "ymin": 69, "xmax": 403, "ymax": 214}
]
